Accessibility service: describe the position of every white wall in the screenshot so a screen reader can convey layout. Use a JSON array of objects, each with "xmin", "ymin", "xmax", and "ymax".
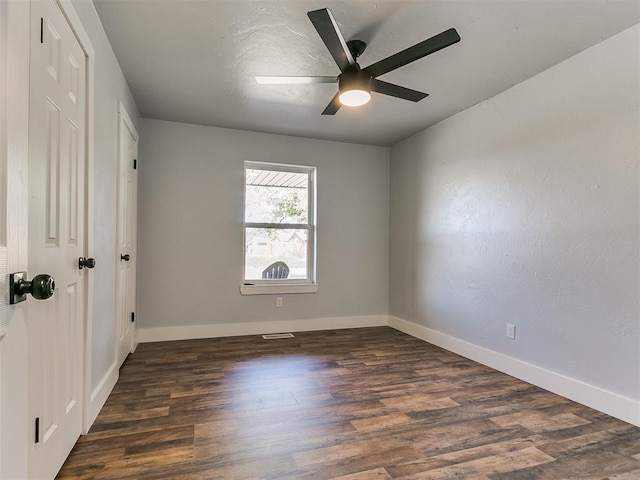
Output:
[
  {"xmin": 389, "ymin": 25, "xmax": 640, "ymax": 424},
  {"xmin": 70, "ymin": 0, "xmax": 140, "ymax": 417},
  {"xmin": 138, "ymin": 119, "xmax": 389, "ymax": 337}
]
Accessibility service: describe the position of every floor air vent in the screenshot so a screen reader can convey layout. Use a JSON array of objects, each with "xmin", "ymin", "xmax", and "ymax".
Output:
[{"xmin": 262, "ymin": 333, "xmax": 295, "ymax": 339}]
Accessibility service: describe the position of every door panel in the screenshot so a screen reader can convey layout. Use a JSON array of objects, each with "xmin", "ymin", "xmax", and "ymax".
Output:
[
  {"xmin": 28, "ymin": 1, "xmax": 86, "ymax": 477},
  {"xmin": 116, "ymin": 104, "xmax": 138, "ymax": 366}
]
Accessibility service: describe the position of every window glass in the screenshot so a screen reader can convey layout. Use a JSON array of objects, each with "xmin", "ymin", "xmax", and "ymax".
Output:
[
  {"xmin": 243, "ymin": 163, "xmax": 315, "ymax": 284},
  {"xmin": 245, "ymin": 172, "xmax": 308, "ymax": 224},
  {"xmin": 244, "ymin": 228, "xmax": 308, "ymax": 280}
]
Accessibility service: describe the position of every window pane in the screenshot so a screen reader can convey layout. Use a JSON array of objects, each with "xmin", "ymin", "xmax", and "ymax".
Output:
[
  {"xmin": 245, "ymin": 169, "xmax": 308, "ymax": 224},
  {"xmin": 245, "ymin": 228, "xmax": 308, "ymax": 280}
]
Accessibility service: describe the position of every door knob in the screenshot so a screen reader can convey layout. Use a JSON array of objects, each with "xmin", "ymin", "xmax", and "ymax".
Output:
[
  {"xmin": 120, "ymin": 254, "xmax": 130, "ymax": 261},
  {"xmin": 9, "ymin": 272, "xmax": 55, "ymax": 304},
  {"xmin": 78, "ymin": 257, "xmax": 96, "ymax": 269}
]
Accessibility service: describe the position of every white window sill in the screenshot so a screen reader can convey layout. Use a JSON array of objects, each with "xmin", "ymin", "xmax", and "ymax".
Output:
[{"xmin": 240, "ymin": 283, "xmax": 319, "ymax": 295}]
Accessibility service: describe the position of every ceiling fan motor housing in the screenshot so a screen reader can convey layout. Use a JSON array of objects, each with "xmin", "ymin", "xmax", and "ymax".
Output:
[{"xmin": 339, "ymin": 70, "xmax": 372, "ymax": 93}]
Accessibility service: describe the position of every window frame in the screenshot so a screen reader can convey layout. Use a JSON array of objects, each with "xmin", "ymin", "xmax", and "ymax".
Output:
[{"xmin": 241, "ymin": 161, "xmax": 318, "ymax": 295}]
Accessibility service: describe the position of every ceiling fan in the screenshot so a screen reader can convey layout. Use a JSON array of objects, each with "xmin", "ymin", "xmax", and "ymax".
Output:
[{"xmin": 256, "ymin": 8, "xmax": 461, "ymax": 115}]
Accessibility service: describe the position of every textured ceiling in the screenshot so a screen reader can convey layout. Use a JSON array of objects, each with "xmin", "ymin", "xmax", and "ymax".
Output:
[{"xmin": 92, "ymin": 0, "xmax": 640, "ymax": 146}]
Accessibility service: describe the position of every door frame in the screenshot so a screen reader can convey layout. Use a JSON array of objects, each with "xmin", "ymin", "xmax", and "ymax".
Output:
[{"xmin": 53, "ymin": 0, "xmax": 96, "ymax": 433}]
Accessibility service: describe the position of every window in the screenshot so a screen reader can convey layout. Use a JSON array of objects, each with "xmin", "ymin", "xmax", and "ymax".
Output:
[{"xmin": 241, "ymin": 162, "xmax": 317, "ymax": 295}]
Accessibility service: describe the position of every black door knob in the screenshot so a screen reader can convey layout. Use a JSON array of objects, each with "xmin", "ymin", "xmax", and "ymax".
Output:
[
  {"xmin": 13, "ymin": 273, "xmax": 56, "ymax": 300},
  {"xmin": 9, "ymin": 272, "xmax": 55, "ymax": 304},
  {"xmin": 29, "ymin": 274, "xmax": 55, "ymax": 299},
  {"xmin": 120, "ymin": 254, "xmax": 130, "ymax": 261},
  {"xmin": 78, "ymin": 257, "xmax": 96, "ymax": 269},
  {"xmin": 27, "ymin": 274, "xmax": 54, "ymax": 299}
]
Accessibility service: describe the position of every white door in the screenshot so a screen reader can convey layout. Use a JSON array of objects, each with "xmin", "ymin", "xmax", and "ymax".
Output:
[
  {"xmin": 0, "ymin": 0, "xmax": 11, "ymax": 344},
  {"xmin": 115, "ymin": 103, "xmax": 138, "ymax": 366},
  {"xmin": 28, "ymin": 0, "xmax": 86, "ymax": 477},
  {"xmin": 1, "ymin": 0, "xmax": 30, "ymax": 475}
]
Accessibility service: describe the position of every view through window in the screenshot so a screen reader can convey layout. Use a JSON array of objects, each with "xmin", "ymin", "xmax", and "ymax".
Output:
[{"xmin": 244, "ymin": 163, "xmax": 315, "ymax": 283}]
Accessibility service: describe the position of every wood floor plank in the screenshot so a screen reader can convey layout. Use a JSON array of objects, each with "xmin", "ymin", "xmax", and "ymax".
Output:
[
  {"xmin": 331, "ymin": 467, "xmax": 392, "ymax": 480},
  {"xmin": 490, "ymin": 411, "xmax": 592, "ymax": 433},
  {"xmin": 350, "ymin": 412, "xmax": 413, "ymax": 432},
  {"xmin": 57, "ymin": 327, "xmax": 640, "ymax": 479},
  {"xmin": 380, "ymin": 393, "xmax": 460, "ymax": 411},
  {"xmin": 393, "ymin": 446, "xmax": 555, "ymax": 479}
]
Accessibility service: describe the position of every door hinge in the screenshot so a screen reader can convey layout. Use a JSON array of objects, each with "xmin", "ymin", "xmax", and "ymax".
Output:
[
  {"xmin": 35, "ymin": 417, "xmax": 40, "ymax": 443},
  {"xmin": 133, "ymin": 159, "xmax": 137, "ymax": 170},
  {"xmin": 40, "ymin": 18, "xmax": 43, "ymax": 44},
  {"xmin": 131, "ymin": 312, "xmax": 135, "ymax": 323}
]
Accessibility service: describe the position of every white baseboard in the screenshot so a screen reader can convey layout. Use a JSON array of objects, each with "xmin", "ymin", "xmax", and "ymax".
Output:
[
  {"xmin": 137, "ymin": 315, "xmax": 389, "ymax": 343},
  {"xmin": 85, "ymin": 361, "xmax": 118, "ymax": 431},
  {"xmin": 388, "ymin": 316, "xmax": 640, "ymax": 427}
]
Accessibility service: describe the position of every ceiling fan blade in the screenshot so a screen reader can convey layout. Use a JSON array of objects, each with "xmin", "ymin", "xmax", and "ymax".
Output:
[
  {"xmin": 321, "ymin": 93, "xmax": 342, "ymax": 115},
  {"xmin": 256, "ymin": 76, "xmax": 337, "ymax": 84},
  {"xmin": 307, "ymin": 8, "xmax": 356, "ymax": 73},
  {"xmin": 364, "ymin": 28, "xmax": 460, "ymax": 78},
  {"xmin": 370, "ymin": 79, "xmax": 428, "ymax": 102}
]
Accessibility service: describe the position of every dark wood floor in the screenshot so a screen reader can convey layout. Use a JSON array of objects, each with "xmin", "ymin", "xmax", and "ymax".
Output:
[{"xmin": 58, "ymin": 327, "xmax": 640, "ymax": 479}]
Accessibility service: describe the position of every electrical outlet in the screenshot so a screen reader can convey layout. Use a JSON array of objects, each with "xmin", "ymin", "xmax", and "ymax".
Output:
[
  {"xmin": 276, "ymin": 297, "xmax": 283, "ymax": 307},
  {"xmin": 506, "ymin": 323, "xmax": 516, "ymax": 340}
]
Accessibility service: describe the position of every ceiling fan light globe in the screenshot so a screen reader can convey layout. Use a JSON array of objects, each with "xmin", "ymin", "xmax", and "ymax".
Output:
[{"xmin": 339, "ymin": 89, "xmax": 371, "ymax": 107}]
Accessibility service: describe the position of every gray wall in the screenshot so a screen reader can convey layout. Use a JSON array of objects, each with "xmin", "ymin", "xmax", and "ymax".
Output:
[
  {"xmin": 138, "ymin": 119, "xmax": 389, "ymax": 329},
  {"xmin": 389, "ymin": 25, "xmax": 639, "ymax": 401}
]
